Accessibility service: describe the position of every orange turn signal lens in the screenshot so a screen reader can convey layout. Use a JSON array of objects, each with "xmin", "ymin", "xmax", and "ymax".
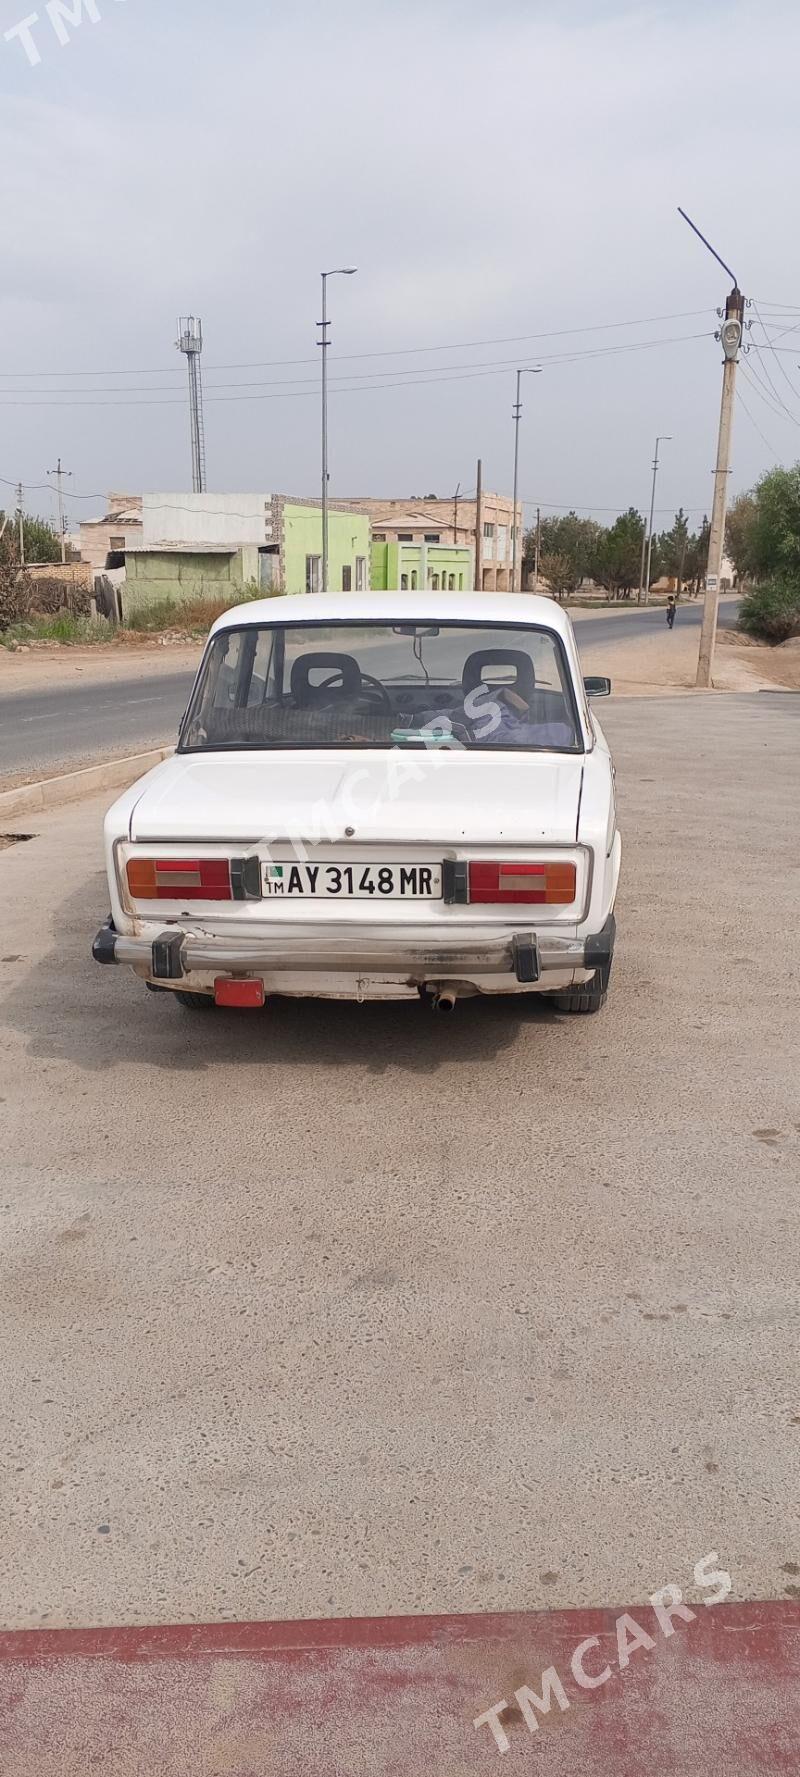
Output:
[
  {"xmin": 126, "ymin": 858, "xmax": 158, "ymax": 898},
  {"xmin": 126, "ymin": 857, "xmax": 233, "ymax": 901}
]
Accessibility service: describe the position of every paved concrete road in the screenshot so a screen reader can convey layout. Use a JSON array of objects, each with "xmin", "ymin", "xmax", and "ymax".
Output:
[
  {"xmin": 0, "ymin": 668, "xmax": 195, "ymax": 783},
  {"xmin": 0, "ymin": 693, "xmax": 797, "ymax": 1633},
  {"xmin": 0, "ymin": 602, "xmax": 739, "ymax": 783}
]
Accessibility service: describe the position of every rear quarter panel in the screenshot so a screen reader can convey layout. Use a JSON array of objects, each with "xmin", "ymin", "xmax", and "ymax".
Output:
[{"xmin": 577, "ymin": 745, "xmax": 621, "ymax": 932}]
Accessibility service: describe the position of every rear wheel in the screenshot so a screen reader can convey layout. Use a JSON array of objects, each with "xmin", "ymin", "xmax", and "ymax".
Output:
[
  {"xmin": 173, "ymin": 990, "xmax": 215, "ymax": 1011},
  {"xmin": 552, "ymin": 966, "xmax": 609, "ymax": 1016}
]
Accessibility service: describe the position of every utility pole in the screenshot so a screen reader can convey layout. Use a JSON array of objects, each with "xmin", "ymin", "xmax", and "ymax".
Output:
[
  {"xmin": 637, "ymin": 518, "xmax": 648, "ymax": 608},
  {"xmin": 534, "ymin": 506, "xmax": 541, "ymax": 592},
  {"xmin": 16, "ymin": 482, "xmax": 24, "ymax": 566},
  {"xmin": 696, "ymin": 285, "xmax": 745, "ymax": 685},
  {"xmin": 474, "ymin": 458, "xmax": 483, "ymax": 591},
  {"xmin": 511, "ymin": 367, "xmax": 541, "ymax": 592},
  {"xmin": 47, "ymin": 458, "xmax": 72, "ymax": 564},
  {"xmin": 176, "ymin": 318, "xmax": 207, "ymax": 494},
  {"xmin": 677, "ymin": 208, "xmax": 745, "ymax": 689},
  {"xmin": 640, "ymin": 435, "xmax": 671, "ymax": 605},
  {"xmin": 453, "ymin": 482, "xmax": 461, "ymax": 544},
  {"xmin": 318, "ymin": 267, "xmax": 357, "ymax": 594}
]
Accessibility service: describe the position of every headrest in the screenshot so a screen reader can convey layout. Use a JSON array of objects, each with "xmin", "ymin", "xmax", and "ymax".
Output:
[
  {"xmin": 290, "ymin": 651, "xmax": 362, "ymax": 705},
  {"xmin": 462, "ymin": 648, "xmax": 536, "ymax": 700}
]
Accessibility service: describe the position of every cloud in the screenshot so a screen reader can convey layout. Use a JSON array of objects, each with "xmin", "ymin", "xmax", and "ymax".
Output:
[{"xmin": 1, "ymin": 0, "xmax": 799, "ymax": 521}]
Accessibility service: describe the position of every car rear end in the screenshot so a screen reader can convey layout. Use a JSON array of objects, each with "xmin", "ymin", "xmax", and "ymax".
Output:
[{"xmin": 93, "ymin": 594, "xmax": 620, "ymax": 1009}]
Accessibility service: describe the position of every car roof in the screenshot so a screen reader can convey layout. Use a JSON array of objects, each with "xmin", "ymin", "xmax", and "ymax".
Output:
[{"xmin": 210, "ymin": 590, "xmax": 573, "ymax": 638}]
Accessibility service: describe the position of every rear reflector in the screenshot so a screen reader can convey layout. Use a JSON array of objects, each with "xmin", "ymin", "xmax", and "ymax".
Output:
[
  {"xmin": 127, "ymin": 858, "xmax": 233, "ymax": 901},
  {"xmin": 214, "ymin": 978, "xmax": 265, "ymax": 1009},
  {"xmin": 468, "ymin": 861, "xmax": 577, "ymax": 905}
]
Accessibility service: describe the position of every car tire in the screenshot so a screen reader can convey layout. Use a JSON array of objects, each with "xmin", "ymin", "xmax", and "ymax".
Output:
[
  {"xmin": 552, "ymin": 967, "xmax": 609, "ymax": 1015},
  {"xmin": 173, "ymin": 990, "xmax": 215, "ymax": 1011}
]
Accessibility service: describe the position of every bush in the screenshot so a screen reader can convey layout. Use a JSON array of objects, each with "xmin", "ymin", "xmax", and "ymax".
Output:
[
  {"xmin": 738, "ymin": 579, "xmax": 800, "ymax": 644},
  {"xmin": 1, "ymin": 613, "xmax": 115, "ymax": 646},
  {"xmin": 124, "ymin": 584, "xmax": 267, "ymax": 634}
]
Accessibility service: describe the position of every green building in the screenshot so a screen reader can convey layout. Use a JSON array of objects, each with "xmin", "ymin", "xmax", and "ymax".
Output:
[
  {"xmin": 120, "ymin": 495, "xmax": 371, "ymax": 618},
  {"xmin": 282, "ymin": 502, "xmax": 370, "ymax": 596},
  {"xmin": 371, "ymin": 538, "xmax": 473, "ymax": 593}
]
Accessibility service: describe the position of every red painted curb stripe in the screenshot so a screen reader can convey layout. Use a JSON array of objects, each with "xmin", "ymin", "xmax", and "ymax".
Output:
[
  {"xmin": 0, "ymin": 1602, "xmax": 799, "ymax": 1775},
  {"xmin": 0, "ymin": 1598, "xmax": 799, "ymax": 1662}
]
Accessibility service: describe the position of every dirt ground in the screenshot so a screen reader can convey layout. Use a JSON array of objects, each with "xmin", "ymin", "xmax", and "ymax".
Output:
[
  {"xmin": 716, "ymin": 630, "xmax": 800, "ymax": 690},
  {"xmin": 0, "ymin": 640, "xmax": 203, "ymax": 696},
  {"xmin": 574, "ymin": 602, "xmax": 800, "ymax": 695}
]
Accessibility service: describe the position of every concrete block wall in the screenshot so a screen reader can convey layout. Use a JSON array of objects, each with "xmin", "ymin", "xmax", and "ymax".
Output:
[{"xmin": 122, "ymin": 550, "xmax": 248, "ymax": 617}]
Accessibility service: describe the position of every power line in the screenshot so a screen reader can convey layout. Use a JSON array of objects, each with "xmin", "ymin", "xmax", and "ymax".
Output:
[
  {"xmin": 0, "ymin": 307, "xmax": 715, "ymax": 382},
  {"xmin": 520, "ymin": 497, "xmax": 709, "ymax": 514},
  {"xmin": 0, "ymin": 331, "xmax": 712, "ymax": 409},
  {"xmin": 0, "ymin": 342, "xmax": 672, "ymax": 396},
  {"xmin": 753, "ymin": 296, "xmax": 800, "ymax": 312},
  {"xmin": 736, "ymin": 388, "xmax": 781, "ymax": 462},
  {"xmin": 0, "ymin": 471, "xmax": 710, "ymax": 523},
  {"xmin": 740, "ymin": 348, "xmax": 798, "ymax": 423},
  {"xmin": 746, "ymin": 344, "xmax": 800, "ymax": 427},
  {"xmin": 3, "ymin": 330, "xmax": 713, "ymax": 398},
  {"xmin": 750, "ymin": 299, "xmax": 800, "ymax": 409}
]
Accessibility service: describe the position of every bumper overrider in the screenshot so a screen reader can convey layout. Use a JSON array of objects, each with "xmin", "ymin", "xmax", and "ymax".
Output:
[{"xmin": 92, "ymin": 913, "xmax": 616, "ymax": 988}]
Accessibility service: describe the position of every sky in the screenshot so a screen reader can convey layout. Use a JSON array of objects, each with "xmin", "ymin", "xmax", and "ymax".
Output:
[{"xmin": 1, "ymin": 0, "xmax": 800, "ymax": 535}]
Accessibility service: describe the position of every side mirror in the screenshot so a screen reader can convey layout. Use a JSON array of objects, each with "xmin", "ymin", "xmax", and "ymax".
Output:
[{"xmin": 584, "ymin": 675, "xmax": 612, "ymax": 699}]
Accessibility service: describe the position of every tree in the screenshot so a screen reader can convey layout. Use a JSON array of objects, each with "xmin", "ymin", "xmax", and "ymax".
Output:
[
  {"xmin": 684, "ymin": 516, "xmax": 710, "ymax": 595},
  {"xmin": 0, "ymin": 509, "xmax": 62, "ymax": 570},
  {"xmin": 731, "ymin": 466, "xmax": 800, "ymax": 583},
  {"xmin": 523, "ymin": 512, "xmax": 603, "ymax": 593},
  {"xmin": 660, "ymin": 508, "xmax": 690, "ymax": 594},
  {"xmin": 21, "ymin": 512, "xmax": 63, "ymax": 564},
  {"xmin": 539, "ymin": 551, "xmax": 573, "ymax": 600},
  {"xmin": 594, "ymin": 508, "xmax": 646, "ymax": 599},
  {"xmin": 0, "ymin": 519, "xmax": 21, "ymax": 629},
  {"xmin": 727, "ymin": 464, "xmax": 800, "ymax": 640}
]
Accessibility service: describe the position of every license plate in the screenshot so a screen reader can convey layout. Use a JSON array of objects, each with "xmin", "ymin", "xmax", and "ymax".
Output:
[{"xmin": 262, "ymin": 861, "xmax": 443, "ymax": 900}]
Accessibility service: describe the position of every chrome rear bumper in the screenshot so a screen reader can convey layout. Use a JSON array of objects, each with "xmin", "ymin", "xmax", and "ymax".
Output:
[{"xmin": 93, "ymin": 915, "xmax": 616, "ymax": 987}]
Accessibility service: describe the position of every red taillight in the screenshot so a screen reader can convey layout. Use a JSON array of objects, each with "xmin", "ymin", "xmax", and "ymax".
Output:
[
  {"xmin": 126, "ymin": 857, "xmax": 233, "ymax": 901},
  {"xmin": 468, "ymin": 861, "xmax": 577, "ymax": 905},
  {"xmin": 214, "ymin": 978, "xmax": 265, "ymax": 1008}
]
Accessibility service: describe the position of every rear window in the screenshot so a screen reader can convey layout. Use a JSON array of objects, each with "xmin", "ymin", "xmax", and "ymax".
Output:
[{"xmin": 179, "ymin": 620, "xmax": 582, "ymax": 754}]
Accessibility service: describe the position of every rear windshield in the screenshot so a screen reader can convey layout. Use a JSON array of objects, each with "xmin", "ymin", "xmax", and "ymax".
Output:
[{"xmin": 179, "ymin": 620, "xmax": 582, "ymax": 754}]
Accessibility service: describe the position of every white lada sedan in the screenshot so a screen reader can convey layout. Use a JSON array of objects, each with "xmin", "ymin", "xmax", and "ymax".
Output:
[{"xmin": 93, "ymin": 591, "xmax": 621, "ymax": 1015}]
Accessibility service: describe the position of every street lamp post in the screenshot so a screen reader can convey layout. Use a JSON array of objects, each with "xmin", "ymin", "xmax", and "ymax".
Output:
[
  {"xmin": 676, "ymin": 207, "xmax": 745, "ymax": 686},
  {"xmin": 511, "ymin": 367, "xmax": 541, "ymax": 593},
  {"xmin": 640, "ymin": 434, "xmax": 671, "ymax": 604},
  {"xmin": 696, "ymin": 289, "xmax": 744, "ymax": 686},
  {"xmin": 319, "ymin": 267, "xmax": 357, "ymax": 594}
]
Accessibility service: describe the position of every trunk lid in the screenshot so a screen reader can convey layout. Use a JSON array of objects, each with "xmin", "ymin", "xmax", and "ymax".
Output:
[{"xmin": 129, "ymin": 749, "xmax": 584, "ymax": 846}]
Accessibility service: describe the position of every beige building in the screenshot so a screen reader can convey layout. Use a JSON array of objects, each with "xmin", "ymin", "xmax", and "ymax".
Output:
[
  {"xmin": 342, "ymin": 493, "xmax": 522, "ymax": 591},
  {"xmin": 79, "ymin": 494, "xmax": 143, "ymax": 572}
]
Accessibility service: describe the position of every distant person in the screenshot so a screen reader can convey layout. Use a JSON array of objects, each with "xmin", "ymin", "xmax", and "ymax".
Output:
[{"xmin": 666, "ymin": 595, "xmax": 677, "ymax": 630}]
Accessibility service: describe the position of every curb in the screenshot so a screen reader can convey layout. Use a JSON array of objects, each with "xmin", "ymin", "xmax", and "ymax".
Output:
[
  {"xmin": 0, "ymin": 747, "xmax": 173, "ymax": 822},
  {"xmin": 0, "ymin": 1601, "xmax": 798, "ymax": 1774}
]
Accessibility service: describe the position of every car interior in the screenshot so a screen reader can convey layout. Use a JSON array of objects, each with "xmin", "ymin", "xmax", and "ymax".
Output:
[{"xmin": 182, "ymin": 625, "xmax": 581, "ymax": 752}]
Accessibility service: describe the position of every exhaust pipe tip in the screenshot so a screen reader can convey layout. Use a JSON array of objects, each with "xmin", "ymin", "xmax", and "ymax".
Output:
[{"xmin": 431, "ymin": 987, "xmax": 458, "ymax": 1014}]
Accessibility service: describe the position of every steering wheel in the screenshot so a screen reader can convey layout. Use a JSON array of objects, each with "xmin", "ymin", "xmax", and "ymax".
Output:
[
  {"xmin": 312, "ymin": 669, "xmax": 392, "ymax": 711},
  {"xmin": 355, "ymin": 673, "xmax": 392, "ymax": 710}
]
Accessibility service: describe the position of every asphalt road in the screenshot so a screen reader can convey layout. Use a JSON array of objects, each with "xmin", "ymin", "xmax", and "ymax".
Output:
[
  {"xmin": 0, "ymin": 668, "xmax": 194, "ymax": 783},
  {"xmin": 0, "ymin": 693, "xmax": 797, "ymax": 1633},
  {"xmin": 0, "ymin": 601, "xmax": 739, "ymax": 783}
]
